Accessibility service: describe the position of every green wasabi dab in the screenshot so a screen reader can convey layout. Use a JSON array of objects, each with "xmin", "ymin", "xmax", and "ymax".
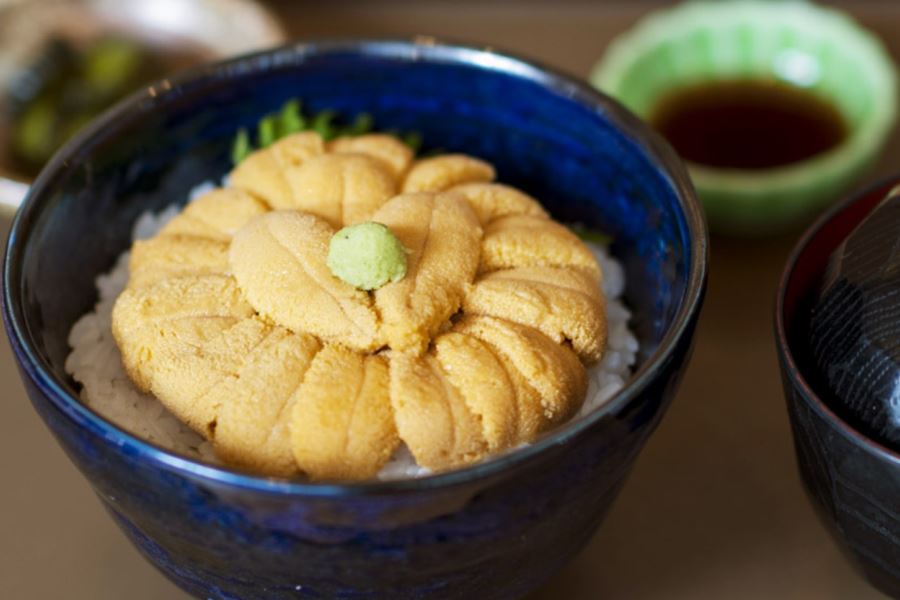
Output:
[{"xmin": 327, "ymin": 222, "xmax": 408, "ymax": 290}]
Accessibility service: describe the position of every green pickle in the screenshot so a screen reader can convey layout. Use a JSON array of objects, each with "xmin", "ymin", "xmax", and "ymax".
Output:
[{"xmin": 7, "ymin": 37, "xmax": 183, "ymax": 175}]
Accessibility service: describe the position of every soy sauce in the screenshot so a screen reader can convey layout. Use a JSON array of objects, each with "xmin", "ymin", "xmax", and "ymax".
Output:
[{"xmin": 650, "ymin": 80, "xmax": 847, "ymax": 170}]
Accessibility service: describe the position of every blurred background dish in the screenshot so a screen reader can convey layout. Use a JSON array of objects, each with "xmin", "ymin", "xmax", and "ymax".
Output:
[
  {"xmin": 0, "ymin": 0, "xmax": 285, "ymax": 184},
  {"xmin": 777, "ymin": 176, "xmax": 900, "ymax": 598},
  {"xmin": 592, "ymin": 0, "xmax": 898, "ymax": 235}
]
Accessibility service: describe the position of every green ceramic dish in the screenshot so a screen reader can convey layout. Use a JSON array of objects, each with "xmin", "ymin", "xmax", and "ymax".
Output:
[{"xmin": 592, "ymin": 0, "xmax": 897, "ymax": 235}]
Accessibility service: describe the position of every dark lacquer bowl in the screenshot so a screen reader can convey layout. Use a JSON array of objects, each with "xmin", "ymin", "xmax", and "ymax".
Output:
[
  {"xmin": 3, "ymin": 40, "xmax": 707, "ymax": 599},
  {"xmin": 777, "ymin": 176, "xmax": 900, "ymax": 598}
]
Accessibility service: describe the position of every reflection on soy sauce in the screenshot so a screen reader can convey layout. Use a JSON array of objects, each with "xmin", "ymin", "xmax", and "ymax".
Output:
[
  {"xmin": 4, "ymin": 36, "xmax": 209, "ymax": 178},
  {"xmin": 650, "ymin": 79, "xmax": 848, "ymax": 170}
]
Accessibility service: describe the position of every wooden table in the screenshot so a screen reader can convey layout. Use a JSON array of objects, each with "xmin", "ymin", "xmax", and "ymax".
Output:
[{"xmin": 1, "ymin": 2, "xmax": 896, "ymax": 598}]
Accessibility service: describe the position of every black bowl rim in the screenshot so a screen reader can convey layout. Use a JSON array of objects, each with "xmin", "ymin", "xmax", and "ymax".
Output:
[
  {"xmin": 775, "ymin": 173, "xmax": 900, "ymax": 468},
  {"xmin": 3, "ymin": 37, "xmax": 708, "ymax": 496}
]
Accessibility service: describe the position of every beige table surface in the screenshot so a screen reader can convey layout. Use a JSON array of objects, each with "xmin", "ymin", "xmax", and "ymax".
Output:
[{"xmin": 1, "ymin": 2, "xmax": 898, "ymax": 598}]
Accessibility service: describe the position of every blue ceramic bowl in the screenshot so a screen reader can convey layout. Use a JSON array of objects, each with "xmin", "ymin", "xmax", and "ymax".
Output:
[
  {"xmin": 776, "ymin": 176, "xmax": 900, "ymax": 598},
  {"xmin": 3, "ymin": 40, "xmax": 707, "ymax": 599}
]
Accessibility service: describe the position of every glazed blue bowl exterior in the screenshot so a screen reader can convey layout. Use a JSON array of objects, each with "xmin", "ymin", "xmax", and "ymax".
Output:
[
  {"xmin": 3, "ymin": 41, "xmax": 706, "ymax": 599},
  {"xmin": 776, "ymin": 177, "xmax": 900, "ymax": 599}
]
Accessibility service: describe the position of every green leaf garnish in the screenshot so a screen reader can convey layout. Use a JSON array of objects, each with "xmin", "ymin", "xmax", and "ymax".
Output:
[
  {"xmin": 345, "ymin": 112, "xmax": 373, "ymax": 136},
  {"xmin": 231, "ymin": 128, "xmax": 252, "ymax": 164},
  {"xmin": 401, "ymin": 131, "xmax": 423, "ymax": 153},
  {"xmin": 571, "ymin": 225, "xmax": 613, "ymax": 245},
  {"xmin": 257, "ymin": 114, "xmax": 277, "ymax": 147},
  {"xmin": 230, "ymin": 98, "xmax": 424, "ymax": 165},
  {"xmin": 278, "ymin": 99, "xmax": 304, "ymax": 136},
  {"xmin": 311, "ymin": 109, "xmax": 338, "ymax": 140}
]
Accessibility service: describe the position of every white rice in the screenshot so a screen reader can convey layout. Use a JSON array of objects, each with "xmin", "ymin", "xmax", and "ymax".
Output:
[{"xmin": 64, "ymin": 199, "xmax": 638, "ymax": 480}]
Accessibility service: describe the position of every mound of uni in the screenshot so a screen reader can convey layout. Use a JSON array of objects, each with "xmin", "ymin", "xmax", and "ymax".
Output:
[{"xmin": 67, "ymin": 132, "xmax": 637, "ymax": 482}]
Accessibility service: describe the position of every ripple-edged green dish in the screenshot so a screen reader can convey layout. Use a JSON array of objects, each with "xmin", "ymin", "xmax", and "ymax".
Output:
[{"xmin": 592, "ymin": 0, "xmax": 897, "ymax": 235}]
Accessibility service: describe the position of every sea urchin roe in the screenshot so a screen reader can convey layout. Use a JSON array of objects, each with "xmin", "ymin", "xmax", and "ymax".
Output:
[
  {"xmin": 463, "ymin": 266, "xmax": 607, "ymax": 362},
  {"xmin": 229, "ymin": 211, "xmax": 381, "ymax": 352},
  {"xmin": 401, "ymin": 154, "xmax": 496, "ymax": 193},
  {"xmin": 291, "ymin": 345, "xmax": 398, "ymax": 480},
  {"xmin": 327, "ymin": 222, "xmax": 408, "ymax": 290},
  {"xmin": 111, "ymin": 130, "xmax": 609, "ymax": 481},
  {"xmin": 372, "ymin": 192, "xmax": 483, "ymax": 354}
]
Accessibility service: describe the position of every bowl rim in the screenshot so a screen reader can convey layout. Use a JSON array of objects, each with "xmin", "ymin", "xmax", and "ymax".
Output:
[
  {"xmin": 3, "ymin": 37, "xmax": 708, "ymax": 496},
  {"xmin": 591, "ymin": 0, "xmax": 898, "ymax": 198},
  {"xmin": 775, "ymin": 173, "xmax": 900, "ymax": 468}
]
